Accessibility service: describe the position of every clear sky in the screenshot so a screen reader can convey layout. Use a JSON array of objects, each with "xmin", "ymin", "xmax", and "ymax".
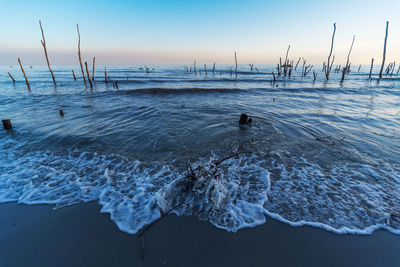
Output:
[{"xmin": 0, "ymin": 0, "xmax": 399, "ymax": 65}]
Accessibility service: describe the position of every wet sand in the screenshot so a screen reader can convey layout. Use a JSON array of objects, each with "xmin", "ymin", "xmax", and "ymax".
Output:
[{"xmin": 0, "ymin": 201, "xmax": 399, "ymax": 267}]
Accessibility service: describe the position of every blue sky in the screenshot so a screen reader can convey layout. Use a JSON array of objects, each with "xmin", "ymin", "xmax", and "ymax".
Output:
[{"xmin": 0, "ymin": 0, "xmax": 399, "ymax": 65}]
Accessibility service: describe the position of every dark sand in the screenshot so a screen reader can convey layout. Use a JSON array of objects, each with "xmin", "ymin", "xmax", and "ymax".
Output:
[{"xmin": 1, "ymin": 202, "xmax": 399, "ymax": 267}]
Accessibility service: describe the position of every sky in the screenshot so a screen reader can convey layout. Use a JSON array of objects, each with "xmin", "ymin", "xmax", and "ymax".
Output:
[{"xmin": 0, "ymin": 0, "xmax": 399, "ymax": 65}]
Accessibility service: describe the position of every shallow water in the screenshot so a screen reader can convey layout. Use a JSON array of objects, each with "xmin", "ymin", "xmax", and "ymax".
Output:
[{"xmin": 1, "ymin": 64, "xmax": 400, "ymax": 235}]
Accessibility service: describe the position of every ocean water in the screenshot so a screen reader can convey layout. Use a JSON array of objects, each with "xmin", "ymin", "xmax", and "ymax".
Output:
[{"xmin": 1, "ymin": 64, "xmax": 400, "ymax": 235}]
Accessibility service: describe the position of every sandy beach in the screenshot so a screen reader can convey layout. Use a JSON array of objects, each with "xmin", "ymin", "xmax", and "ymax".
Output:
[{"xmin": 1, "ymin": 202, "xmax": 399, "ymax": 266}]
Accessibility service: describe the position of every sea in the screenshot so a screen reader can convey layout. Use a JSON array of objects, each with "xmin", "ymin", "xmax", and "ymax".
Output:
[{"xmin": 0, "ymin": 64, "xmax": 399, "ymax": 235}]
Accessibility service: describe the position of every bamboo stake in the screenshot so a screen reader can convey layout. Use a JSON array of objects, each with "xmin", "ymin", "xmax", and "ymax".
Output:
[
  {"xmin": 72, "ymin": 70, "xmax": 76, "ymax": 80},
  {"xmin": 39, "ymin": 20, "xmax": 56, "ymax": 84},
  {"xmin": 325, "ymin": 23, "xmax": 336, "ymax": 80},
  {"xmin": 77, "ymin": 24, "xmax": 87, "ymax": 86},
  {"xmin": 7, "ymin": 72, "xmax": 15, "ymax": 83},
  {"xmin": 369, "ymin": 58, "xmax": 374, "ymax": 79},
  {"xmin": 234, "ymin": 51, "xmax": 238, "ymax": 78},
  {"xmin": 18, "ymin": 57, "xmax": 30, "ymax": 91},
  {"xmin": 379, "ymin": 21, "xmax": 389, "ymax": 79},
  {"xmin": 92, "ymin": 57, "xmax": 95, "ymax": 80},
  {"xmin": 85, "ymin": 61, "xmax": 93, "ymax": 88}
]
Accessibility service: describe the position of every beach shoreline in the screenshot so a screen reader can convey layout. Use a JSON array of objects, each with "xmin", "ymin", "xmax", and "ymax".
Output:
[{"xmin": 1, "ymin": 201, "xmax": 399, "ymax": 266}]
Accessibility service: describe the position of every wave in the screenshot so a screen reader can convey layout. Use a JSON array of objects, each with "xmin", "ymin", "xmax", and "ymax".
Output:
[{"xmin": 0, "ymin": 138, "xmax": 399, "ymax": 235}]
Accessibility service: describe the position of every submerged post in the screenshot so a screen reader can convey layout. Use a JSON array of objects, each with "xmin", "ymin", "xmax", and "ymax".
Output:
[
  {"xmin": 379, "ymin": 21, "xmax": 389, "ymax": 79},
  {"xmin": 77, "ymin": 24, "xmax": 87, "ymax": 86},
  {"xmin": 2, "ymin": 119, "xmax": 12, "ymax": 130},
  {"xmin": 72, "ymin": 70, "xmax": 76, "ymax": 80},
  {"xmin": 39, "ymin": 20, "xmax": 56, "ymax": 84},
  {"xmin": 18, "ymin": 57, "xmax": 30, "ymax": 91}
]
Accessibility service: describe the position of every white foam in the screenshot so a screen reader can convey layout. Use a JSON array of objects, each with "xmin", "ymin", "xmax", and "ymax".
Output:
[{"xmin": 1, "ymin": 137, "xmax": 400, "ymax": 235}]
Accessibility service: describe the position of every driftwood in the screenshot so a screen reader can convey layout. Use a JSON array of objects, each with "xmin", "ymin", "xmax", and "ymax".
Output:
[
  {"xmin": 77, "ymin": 24, "xmax": 87, "ymax": 86},
  {"xmin": 39, "ymin": 20, "xmax": 56, "ymax": 84},
  {"xmin": 325, "ymin": 23, "xmax": 336, "ymax": 80},
  {"xmin": 18, "ymin": 57, "xmax": 30, "ymax": 91},
  {"xmin": 84, "ymin": 62, "xmax": 93, "ymax": 88},
  {"xmin": 379, "ymin": 21, "xmax": 389, "ymax": 79},
  {"xmin": 7, "ymin": 72, "xmax": 15, "ymax": 83}
]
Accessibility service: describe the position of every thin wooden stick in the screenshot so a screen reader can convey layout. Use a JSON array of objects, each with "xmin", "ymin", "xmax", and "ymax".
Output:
[
  {"xmin": 379, "ymin": 21, "xmax": 389, "ymax": 79},
  {"xmin": 105, "ymin": 66, "xmax": 108, "ymax": 83},
  {"xmin": 369, "ymin": 58, "xmax": 374, "ymax": 79},
  {"xmin": 92, "ymin": 57, "xmax": 95, "ymax": 80},
  {"xmin": 294, "ymin": 57, "xmax": 301, "ymax": 70},
  {"xmin": 72, "ymin": 70, "xmax": 76, "ymax": 80},
  {"xmin": 194, "ymin": 60, "xmax": 197, "ymax": 75},
  {"xmin": 18, "ymin": 57, "xmax": 30, "ymax": 91},
  {"xmin": 39, "ymin": 20, "xmax": 56, "ymax": 84},
  {"xmin": 234, "ymin": 51, "xmax": 238, "ymax": 78},
  {"xmin": 212, "ymin": 62, "xmax": 215, "ymax": 75},
  {"xmin": 85, "ymin": 61, "xmax": 93, "ymax": 88},
  {"xmin": 341, "ymin": 35, "xmax": 355, "ymax": 82},
  {"xmin": 77, "ymin": 24, "xmax": 87, "ymax": 86},
  {"xmin": 204, "ymin": 64, "xmax": 207, "ymax": 76},
  {"xmin": 325, "ymin": 23, "xmax": 336, "ymax": 80},
  {"xmin": 7, "ymin": 72, "xmax": 15, "ymax": 83}
]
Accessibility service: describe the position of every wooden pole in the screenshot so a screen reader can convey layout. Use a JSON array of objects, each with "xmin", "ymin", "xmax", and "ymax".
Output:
[
  {"xmin": 325, "ymin": 23, "xmax": 336, "ymax": 80},
  {"xmin": 194, "ymin": 60, "xmax": 197, "ymax": 75},
  {"xmin": 234, "ymin": 51, "xmax": 238, "ymax": 78},
  {"xmin": 92, "ymin": 57, "xmax": 95, "ymax": 80},
  {"xmin": 8, "ymin": 72, "xmax": 15, "ymax": 83},
  {"xmin": 39, "ymin": 20, "xmax": 56, "ymax": 84},
  {"xmin": 85, "ymin": 61, "xmax": 93, "ymax": 88},
  {"xmin": 18, "ymin": 57, "xmax": 30, "ymax": 91},
  {"xmin": 204, "ymin": 64, "xmax": 207, "ymax": 76},
  {"xmin": 369, "ymin": 58, "xmax": 374, "ymax": 79},
  {"xmin": 72, "ymin": 70, "xmax": 76, "ymax": 80},
  {"xmin": 77, "ymin": 24, "xmax": 87, "ymax": 86},
  {"xmin": 379, "ymin": 21, "xmax": 389, "ymax": 79}
]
